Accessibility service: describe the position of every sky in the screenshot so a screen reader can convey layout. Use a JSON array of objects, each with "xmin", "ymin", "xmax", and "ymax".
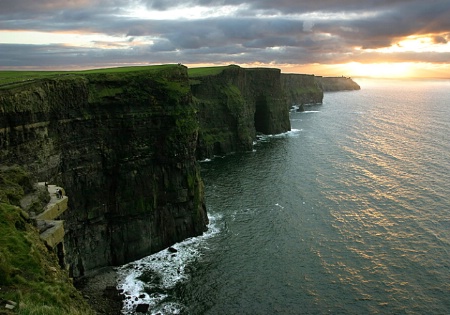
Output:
[{"xmin": 1, "ymin": 0, "xmax": 450, "ymax": 78}]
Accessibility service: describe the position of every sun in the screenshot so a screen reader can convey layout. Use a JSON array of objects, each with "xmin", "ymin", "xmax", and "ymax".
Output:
[{"xmin": 344, "ymin": 62, "xmax": 416, "ymax": 79}]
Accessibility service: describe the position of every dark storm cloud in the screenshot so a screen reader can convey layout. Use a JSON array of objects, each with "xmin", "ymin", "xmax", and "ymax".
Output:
[{"xmin": 1, "ymin": 0, "xmax": 450, "ymax": 69}]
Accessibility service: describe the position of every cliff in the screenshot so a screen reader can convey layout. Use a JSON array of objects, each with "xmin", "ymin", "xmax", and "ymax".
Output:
[
  {"xmin": 0, "ymin": 65, "xmax": 208, "ymax": 277},
  {"xmin": 318, "ymin": 76, "xmax": 361, "ymax": 91},
  {"xmin": 190, "ymin": 65, "xmax": 290, "ymax": 159},
  {"xmin": 0, "ymin": 64, "xmax": 358, "ymax": 281},
  {"xmin": 281, "ymin": 73, "xmax": 323, "ymax": 109}
]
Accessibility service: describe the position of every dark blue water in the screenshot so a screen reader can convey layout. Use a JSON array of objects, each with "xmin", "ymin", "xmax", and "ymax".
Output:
[{"xmin": 119, "ymin": 79, "xmax": 450, "ymax": 314}]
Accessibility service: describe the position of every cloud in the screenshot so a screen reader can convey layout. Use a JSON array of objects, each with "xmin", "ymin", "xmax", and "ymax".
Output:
[
  {"xmin": 0, "ymin": 0, "xmax": 449, "ymax": 72},
  {"xmin": 433, "ymin": 36, "xmax": 448, "ymax": 44}
]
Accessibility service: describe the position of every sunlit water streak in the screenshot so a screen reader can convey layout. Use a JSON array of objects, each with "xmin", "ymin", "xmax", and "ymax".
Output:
[{"xmin": 118, "ymin": 79, "xmax": 450, "ymax": 314}]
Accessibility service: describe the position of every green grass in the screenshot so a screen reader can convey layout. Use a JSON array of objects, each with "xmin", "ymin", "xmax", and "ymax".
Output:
[
  {"xmin": 75, "ymin": 64, "xmax": 178, "ymax": 74},
  {"xmin": 0, "ymin": 167, "xmax": 94, "ymax": 315},
  {"xmin": 0, "ymin": 71, "xmax": 65, "ymax": 86},
  {"xmin": 188, "ymin": 65, "xmax": 232, "ymax": 77},
  {"xmin": 0, "ymin": 63, "xmax": 235, "ymax": 88},
  {"xmin": 0, "ymin": 166, "xmax": 32, "ymax": 205},
  {"xmin": 0, "ymin": 64, "xmax": 181, "ymax": 86}
]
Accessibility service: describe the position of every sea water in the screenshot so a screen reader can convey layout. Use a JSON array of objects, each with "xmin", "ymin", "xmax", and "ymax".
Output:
[{"xmin": 118, "ymin": 79, "xmax": 450, "ymax": 314}]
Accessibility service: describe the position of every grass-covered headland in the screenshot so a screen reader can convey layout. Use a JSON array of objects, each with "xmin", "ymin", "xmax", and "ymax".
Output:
[
  {"xmin": 0, "ymin": 166, "xmax": 94, "ymax": 315},
  {"xmin": 0, "ymin": 64, "xmax": 180, "ymax": 88}
]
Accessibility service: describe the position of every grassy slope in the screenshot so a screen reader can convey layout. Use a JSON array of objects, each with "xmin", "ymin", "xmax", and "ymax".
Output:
[
  {"xmin": 0, "ymin": 167, "xmax": 94, "ymax": 315},
  {"xmin": 0, "ymin": 64, "xmax": 179, "ymax": 87},
  {"xmin": 187, "ymin": 65, "xmax": 231, "ymax": 77},
  {"xmin": 0, "ymin": 64, "xmax": 233, "ymax": 88}
]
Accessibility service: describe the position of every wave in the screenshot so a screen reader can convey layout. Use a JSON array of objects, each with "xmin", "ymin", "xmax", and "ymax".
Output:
[
  {"xmin": 117, "ymin": 213, "xmax": 222, "ymax": 314},
  {"xmin": 256, "ymin": 129, "xmax": 303, "ymax": 142}
]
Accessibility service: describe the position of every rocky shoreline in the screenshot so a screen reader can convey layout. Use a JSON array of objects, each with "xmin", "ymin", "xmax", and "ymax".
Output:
[{"xmin": 75, "ymin": 267, "xmax": 123, "ymax": 315}]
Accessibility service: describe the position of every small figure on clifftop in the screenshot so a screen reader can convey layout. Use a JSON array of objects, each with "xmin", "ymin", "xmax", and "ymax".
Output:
[{"xmin": 55, "ymin": 188, "xmax": 62, "ymax": 199}]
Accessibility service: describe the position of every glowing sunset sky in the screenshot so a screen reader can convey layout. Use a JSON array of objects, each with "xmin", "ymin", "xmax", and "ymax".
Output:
[{"xmin": 1, "ymin": 0, "xmax": 450, "ymax": 78}]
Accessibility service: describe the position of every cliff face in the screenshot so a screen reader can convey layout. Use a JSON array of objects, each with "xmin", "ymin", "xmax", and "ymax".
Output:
[
  {"xmin": 191, "ymin": 65, "xmax": 290, "ymax": 159},
  {"xmin": 281, "ymin": 73, "xmax": 323, "ymax": 108},
  {"xmin": 318, "ymin": 76, "xmax": 361, "ymax": 91},
  {"xmin": 0, "ymin": 65, "xmax": 208, "ymax": 277},
  {"xmin": 0, "ymin": 64, "xmax": 359, "ymax": 278}
]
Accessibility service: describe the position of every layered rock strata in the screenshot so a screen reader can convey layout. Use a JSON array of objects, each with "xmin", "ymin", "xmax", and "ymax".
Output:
[
  {"xmin": 0, "ymin": 64, "xmax": 359, "ymax": 278},
  {"xmin": 0, "ymin": 65, "xmax": 208, "ymax": 277},
  {"xmin": 191, "ymin": 65, "xmax": 291, "ymax": 159}
]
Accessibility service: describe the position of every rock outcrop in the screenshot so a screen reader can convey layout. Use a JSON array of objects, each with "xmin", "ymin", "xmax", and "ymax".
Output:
[
  {"xmin": 0, "ymin": 65, "xmax": 208, "ymax": 277},
  {"xmin": 191, "ymin": 65, "xmax": 290, "ymax": 159},
  {"xmin": 35, "ymin": 183, "xmax": 67, "ymax": 254},
  {"xmin": 318, "ymin": 76, "xmax": 361, "ymax": 91}
]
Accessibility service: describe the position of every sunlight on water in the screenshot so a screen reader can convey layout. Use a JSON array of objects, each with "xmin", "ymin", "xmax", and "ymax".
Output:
[{"xmin": 316, "ymin": 79, "xmax": 450, "ymax": 313}]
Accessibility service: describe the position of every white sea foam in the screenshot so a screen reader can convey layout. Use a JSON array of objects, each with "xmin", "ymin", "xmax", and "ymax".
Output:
[
  {"xmin": 302, "ymin": 110, "xmax": 321, "ymax": 113},
  {"xmin": 271, "ymin": 129, "xmax": 303, "ymax": 138},
  {"xmin": 256, "ymin": 129, "xmax": 303, "ymax": 142},
  {"xmin": 117, "ymin": 213, "xmax": 222, "ymax": 314},
  {"xmin": 291, "ymin": 104, "xmax": 322, "ymax": 112}
]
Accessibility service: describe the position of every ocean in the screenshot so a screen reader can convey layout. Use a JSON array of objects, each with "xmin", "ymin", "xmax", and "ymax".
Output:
[{"xmin": 118, "ymin": 79, "xmax": 450, "ymax": 314}]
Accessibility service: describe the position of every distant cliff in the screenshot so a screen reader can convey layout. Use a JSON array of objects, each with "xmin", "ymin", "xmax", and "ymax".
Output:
[
  {"xmin": 0, "ymin": 65, "xmax": 208, "ymax": 277},
  {"xmin": 190, "ymin": 65, "xmax": 290, "ymax": 159},
  {"xmin": 318, "ymin": 76, "xmax": 361, "ymax": 91},
  {"xmin": 281, "ymin": 73, "xmax": 323, "ymax": 109}
]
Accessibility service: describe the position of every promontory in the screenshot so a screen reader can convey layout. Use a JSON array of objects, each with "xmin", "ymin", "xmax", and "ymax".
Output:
[{"xmin": 0, "ymin": 64, "xmax": 359, "ymax": 314}]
